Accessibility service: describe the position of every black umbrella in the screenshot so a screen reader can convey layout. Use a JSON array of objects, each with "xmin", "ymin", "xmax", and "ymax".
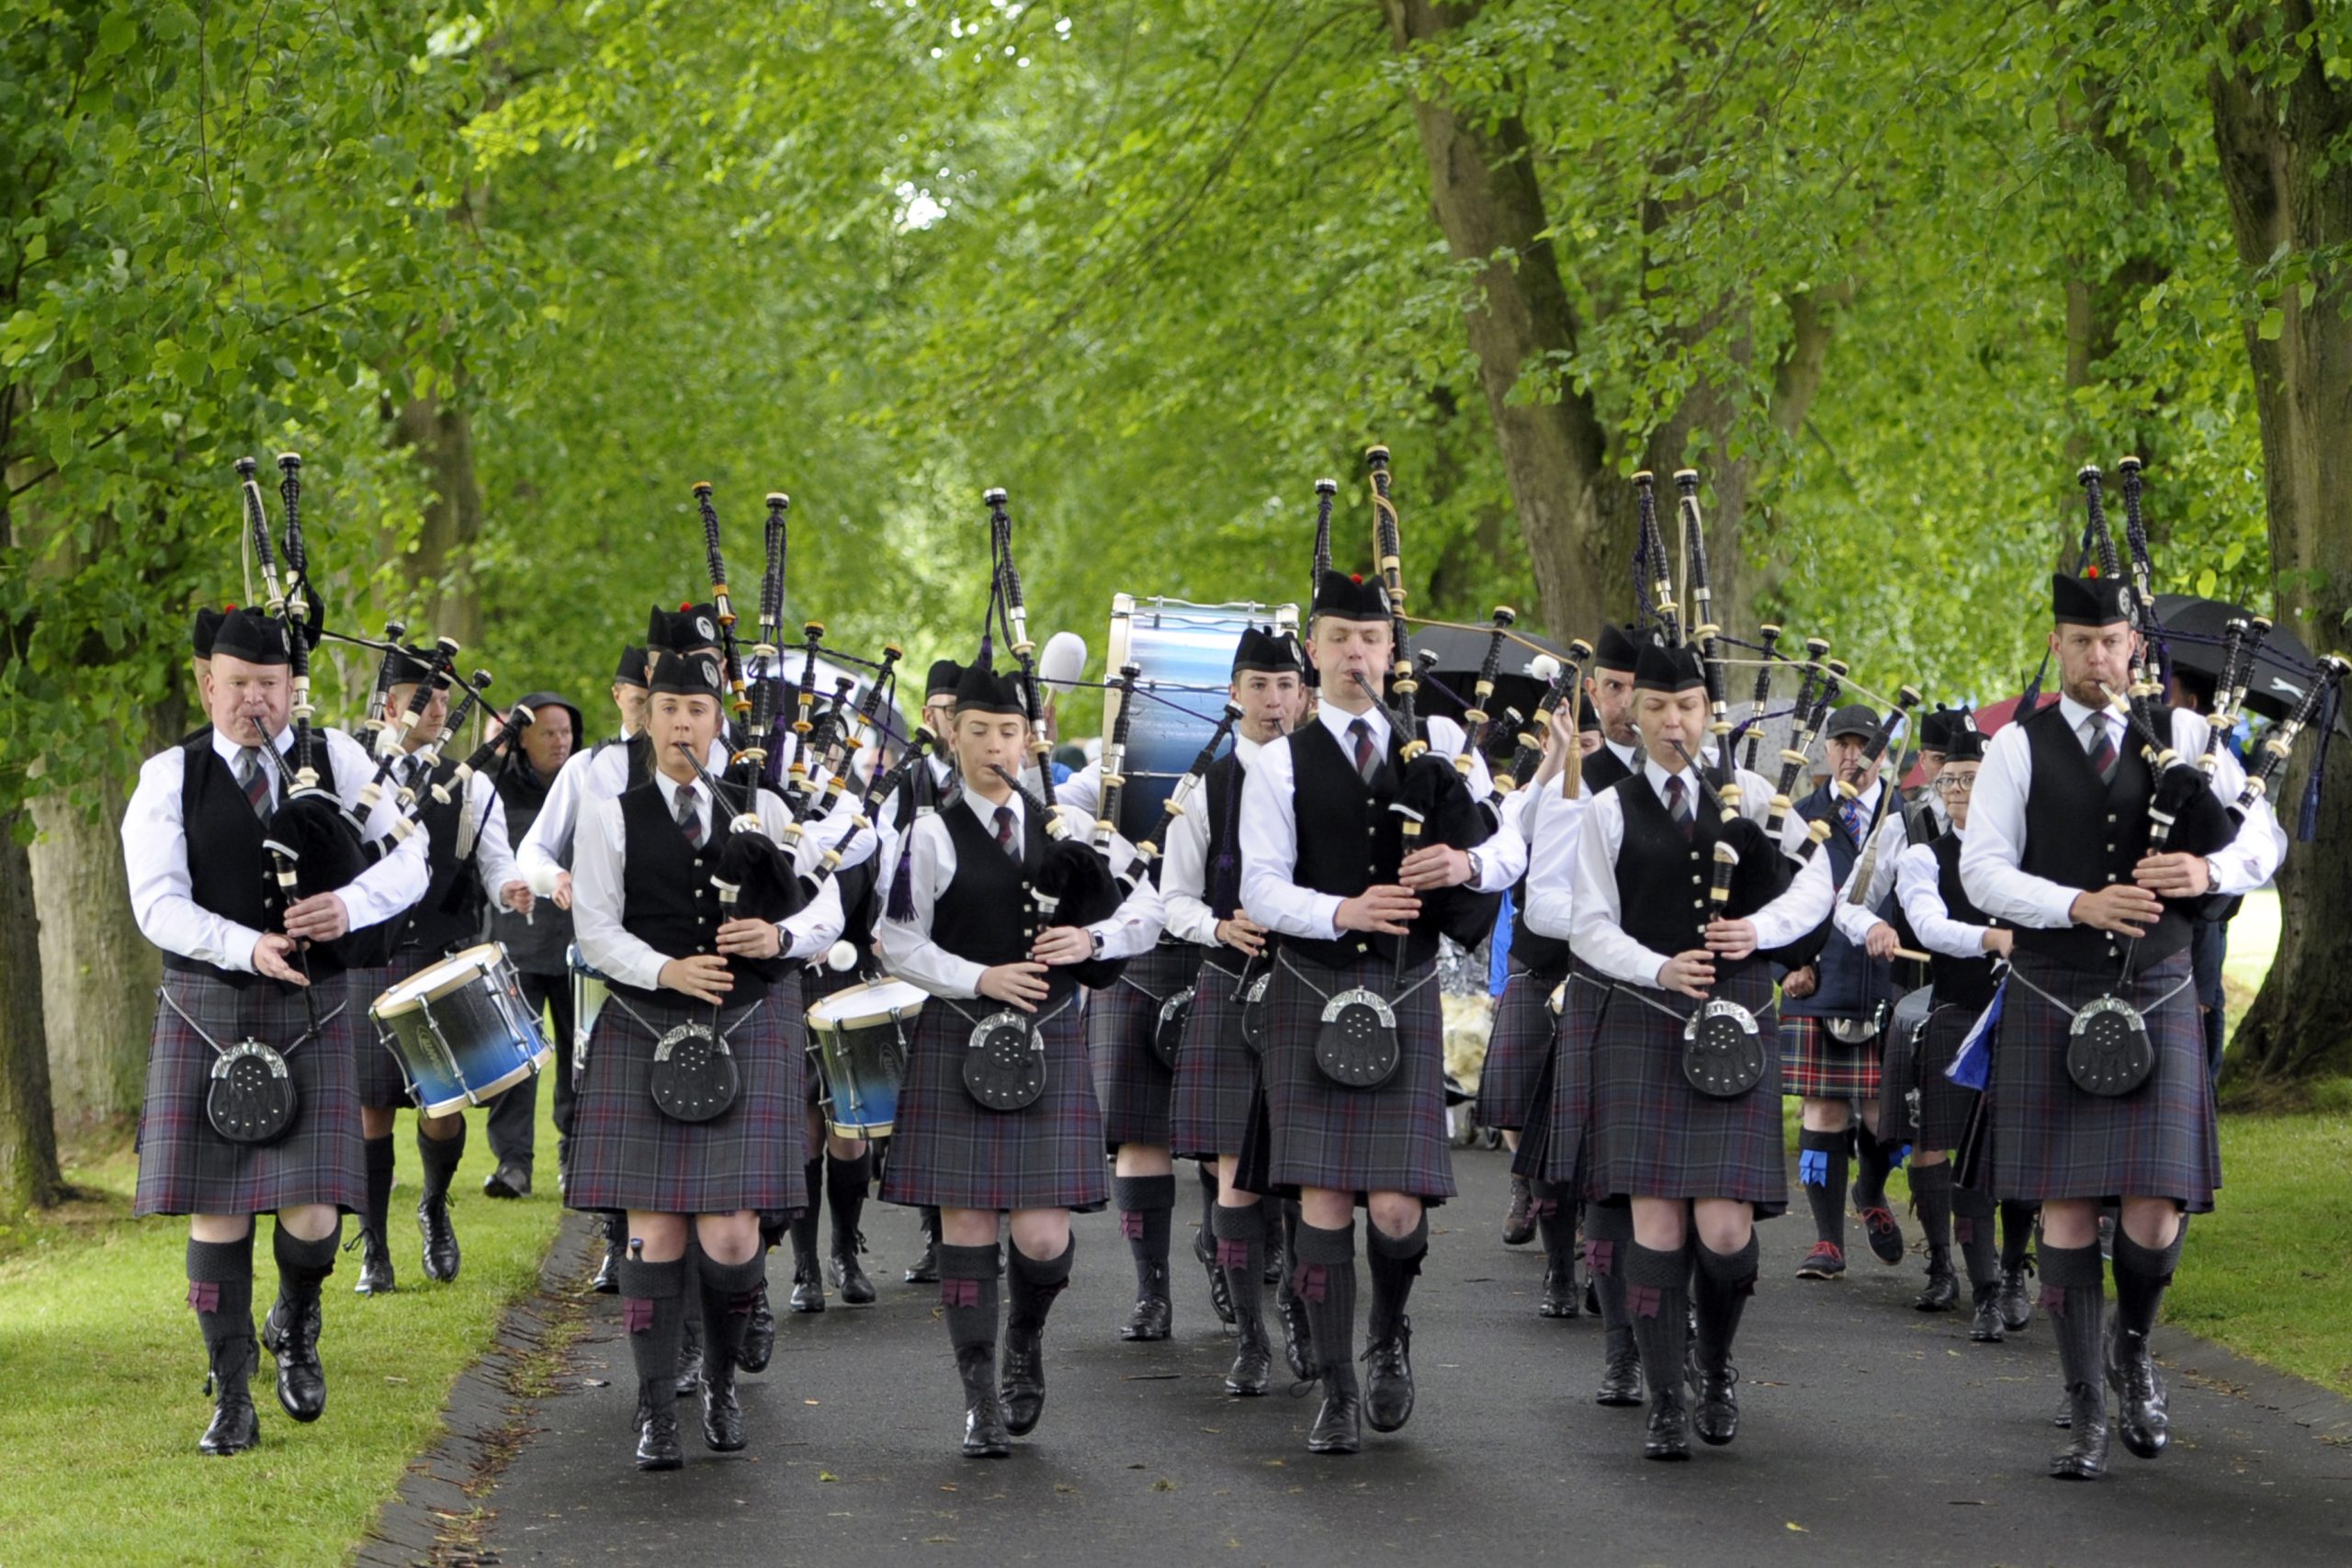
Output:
[
  {"xmin": 2152, "ymin": 594, "xmax": 2325, "ymax": 723},
  {"xmin": 1408, "ymin": 623, "xmax": 1572, "ymax": 727}
]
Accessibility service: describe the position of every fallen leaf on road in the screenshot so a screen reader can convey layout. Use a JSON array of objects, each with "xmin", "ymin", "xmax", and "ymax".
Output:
[
  {"xmin": 1152, "ymin": 1480, "xmax": 1176, "ymax": 1492},
  {"xmin": 1786, "ymin": 1522, "xmax": 1808, "ymax": 1532},
  {"xmin": 820, "ymin": 1472, "xmax": 838, "ymax": 1483}
]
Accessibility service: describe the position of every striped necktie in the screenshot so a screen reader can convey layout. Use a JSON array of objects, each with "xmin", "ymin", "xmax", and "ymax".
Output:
[
  {"xmin": 1665, "ymin": 775, "xmax": 1693, "ymax": 840},
  {"xmin": 995, "ymin": 806, "xmax": 1019, "ymax": 861},
  {"xmin": 1840, "ymin": 795, "xmax": 1865, "ymax": 844},
  {"xmin": 675, "ymin": 784, "xmax": 703, "ymax": 849},
  {"xmin": 1349, "ymin": 717, "xmax": 1376, "ymax": 784},
  {"xmin": 2082, "ymin": 715, "xmax": 2118, "ymax": 783},
  {"xmin": 236, "ymin": 747, "xmax": 271, "ymax": 822}
]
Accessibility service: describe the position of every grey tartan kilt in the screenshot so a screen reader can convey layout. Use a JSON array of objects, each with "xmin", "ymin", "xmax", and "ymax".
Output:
[
  {"xmin": 1587, "ymin": 961, "xmax": 1787, "ymax": 1215},
  {"xmin": 564, "ymin": 978, "xmax": 805, "ymax": 1216},
  {"xmin": 1088, "ymin": 940, "xmax": 1197, "ymax": 1149},
  {"xmin": 1512, "ymin": 964, "xmax": 1611, "ymax": 1193},
  {"xmin": 877, "ymin": 993, "xmax": 1109, "ymax": 1213},
  {"xmin": 1170, "ymin": 952, "xmax": 1261, "ymax": 1160},
  {"xmin": 1474, "ymin": 961, "xmax": 1564, "ymax": 1132},
  {"xmin": 1988, "ymin": 950, "xmax": 2216, "ymax": 1211},
  {"xmin": 1881, "ymin": 1002, "xmax": 1983, "ymax": 1153},
  {"xmin": 134, "ymin": 970, "xmax": 367, "ymax": 1218},
  {"xmin": 1260, "ymin": 952, "xmax": 1455, "ymax": 1203}
]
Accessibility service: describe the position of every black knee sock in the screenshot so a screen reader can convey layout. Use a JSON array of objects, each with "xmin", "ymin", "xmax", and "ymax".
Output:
[
  {"xmin": 1197, "ymin": 1160, "xmax": 1219, "ymax": 1253},
  {"xmin": 2000, "ymin": 1200, "xmax": 2039, "ymax": 1272},
  {"xmin": 2109, "ymin": 1228, "xmax": 2185, "ymax": 1340},
  {"xmin": 939, "ymin": 1243, "xmax": 1001, "ymax": 1358},
  {"xmin": 1113, "ymin": 1174, "xmax": 1175, "ymax": 1295},
  {"xmin": 825, "ymin": 1150, "xmax": 871, "ymax": 1258},
  {"xmin": 1211, "ymin": 1201, "xmax": 1268, "ymax": 1336},
  {"xmin": 1690, "ymin": 1234, "xmax": 1759, "ymax": 1372},
  {"xmin": 617, "ymin": 1255, "xmax": 687, "ymax": 1388},
  {"xmin": 2041, "ymin": 1242, "xmax": 2106, "ymax": 1397},
  {"xmin": 1585, "ymin": 1199, "xmax": 1634, "ymax": 1341},
  {"xmin": 1853, "ymin": 1124, "xmax": 1894, "ymax": 1208},
  {"xmin": 1532, "ymin": 1179, "xmax": 1578, "ymax": 1280},
  {"xmin": 1293, "ymin": 1220, "xmax": 1359, "ymax": 1392},
  {"xmin": 790, "ymin": 1156, "xmax": 824, "ymax": 1268},
  {"xmin": 757, "ymin": 1210, "xmax": 789, "ymax": 1253},
  {"xmin": 187, "ymin": 1233, "xmax": 257, "ymax": 1371},
  {"xmin": 417, "ymin": 1120, "xmax": 467, "ymax": 1203},
  {"xmin": 1624, "ymin": 1242, "xmax": 1691, "ymax": 1397},
  {"xmin": 1365, "ymin": 1213, "xmax": 1429, "ymax": 1344},
  {"xmin": 1799, "ymin": 1128, "xmax": 1849, "ymax": 1247},
  {"xmin": 272, "ymin": 1218, "xmax": 341, "ymax": 1308},
  {"xmin": 1953, "ymin": 1184, "xmax": 1999, "ymax": 1289},
  {"xmin": 699, "ymin": 1253, "xmax": 765, "ymax": 1370},
  {"xmin": 1910, "ymin": 1161, "xmax": 1954, "ymax": 1255},
  {"xmin": 362, "ymin": 1134, "xmax": 394, "ymax": 1240},
  {"xmin": 1007, "ymin": 1235, "xmax": 1076, "ymax": 1336}
]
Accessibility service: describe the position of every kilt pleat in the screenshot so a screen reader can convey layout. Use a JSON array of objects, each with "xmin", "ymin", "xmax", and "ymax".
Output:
[
  {"xmin": 878, "ymin": 996, "xmax": 1108, "ymax": 1213},
  {"xmin": 1588, "ymin": 962, "xmax": 1786, "ymax": 1214},
  {"xmin": 346, "ymin": 963, "xmax": 412, "ymax": 1110},
  {"xmin": 1518, "ymin": 965, "xmax": 1609, "ymax": 1192},
  {"xmin": 1170, "ymin": 953, "xmax": 1261, "ymax": 1160},
  {"xmin": 1260, "ymin": 953, "xmax": 1455, "ymax": 1203},
  {"xmin": 1087, "ymin": 940, "xmax": 1197, "ymax": 1149},
  {"xmin": 1987, "ymin": 951, "xmax": 2215, "ymax": 1211},
  {"xmin": 1781, "ymin": 1014, "xmax": 1882, "ymax": 1100},
  {"xmin": 1881, "ymin": 1004, "xmax": 1981, "ymax": 1153},
  {"xmin": 1473, "ymin": 963, "xmax": 1563, "ymax": 1132},
  {"xmin": 134, "ymin": 973, "xmax": 367, "ymax": 1218},
  {"xmin": 564, "ymin": 981, "xmax": 804, "ymax": 1215}
]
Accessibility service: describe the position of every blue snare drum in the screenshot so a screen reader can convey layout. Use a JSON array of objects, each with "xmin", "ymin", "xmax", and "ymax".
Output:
[
  {"xmin": 805, "ymin": 977, "xmax": 923, "ymax": 1139},
  {"xmin": 369, "ymin": 942, "xmax": 552, "ymax": 1117}
]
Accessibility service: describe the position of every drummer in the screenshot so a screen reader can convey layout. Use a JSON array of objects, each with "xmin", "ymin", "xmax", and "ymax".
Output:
[
  {"xmin": 570, "ymin": 649, "xmax": 847, "ymax": 1471},
  {"xmin": 876, "ymin": 655, "xmax": 1166, "ymax": 1458},
  {"xmin": 348, "ymin": 646, "xmax": 532, "ymax": 1299}
]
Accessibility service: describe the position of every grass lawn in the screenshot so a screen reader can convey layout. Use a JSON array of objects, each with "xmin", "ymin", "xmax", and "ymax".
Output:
[{"xmin": 0, "ymin": 1083, "xmax": 568, "ymax": 1567}]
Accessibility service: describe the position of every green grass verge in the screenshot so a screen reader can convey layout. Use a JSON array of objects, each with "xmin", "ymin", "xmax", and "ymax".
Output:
[{"xmin": 0, "ymin": 1087, "xmax": 567, "ymax": 1567}]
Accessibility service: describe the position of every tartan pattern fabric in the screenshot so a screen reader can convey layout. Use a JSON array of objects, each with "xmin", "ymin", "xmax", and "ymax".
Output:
[
  {"xmin": 1586, "ymin": 961, "xmax": 1787, "ymax": 1213},
  {"xmin": 563, "ymin": 977, "xmax": 806, "ymax": 1215},
  {"xmin": 1781, "ymin": 1014, "xmax": 1883, "ymax": 1099},
  {"xmin": 1522, "ymin": 965, "xmax": 1611, "ymax": 1193},
  {"xmin": 1988, "ymin": 950, "xmax": 2216, "ymax": 1211},
  {"xmin": 134, "ymin": 972, "xmax": 367, "ymax": 1217},
  {"xmin": 877, "ymin": 995, "xmax": 1109, "ymax": 1213},
  {"xmin": 1258, "ymin": 953, "xmax": 1456, "ymax": 1202},
  {"xmin": 1169, "ymin": 953, "xmax": 1261, "ymax": 1159},
  {"xmin": 1086, "ymin": 940, "xmax": 1196, "ymax": 1148},
  {"xmin": 348, "ymin": 963, "xmax": 411, "ymax": 1108},
  {"xmin": 1879, "ymin": 1002, "xmax": 1982, "ymax": 1152},
  {"xmin": 1471, "ymin": 962, "xmax": 1560, "ymax": 1132}
]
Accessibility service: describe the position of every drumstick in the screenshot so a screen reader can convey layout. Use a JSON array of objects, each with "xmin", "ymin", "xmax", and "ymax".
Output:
[{"xmin": 1892, "ymin": 946, "xmax": 1931, "ymax": 964}]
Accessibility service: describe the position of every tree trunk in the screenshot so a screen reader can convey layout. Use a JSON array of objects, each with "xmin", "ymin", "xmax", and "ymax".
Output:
[
  {"xmin": 393, "ymin": 391, "xmax": 486, "ymax": 653},
  {"xmin": 29, "ymin": 773, "xmax": 159, "ymax": 1130},
  {"xmin": 0, "ymin": 807, "xmax": 62, "ymax": 1212},
  {"xmin": 2207, "ymin": 4, "xmax": 2352, "ymax": 1086}
]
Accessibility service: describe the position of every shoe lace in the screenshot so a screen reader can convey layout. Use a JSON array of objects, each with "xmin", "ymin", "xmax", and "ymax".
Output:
[{"xmin": 1810, "ymin": 1242, "xmax": 1843, "ymax": 1263}]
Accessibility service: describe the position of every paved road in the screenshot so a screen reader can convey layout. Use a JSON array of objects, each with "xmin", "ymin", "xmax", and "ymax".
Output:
[{"xmin": 469, "ymin": 1150, "xmax": 2352, "ymax": 1567}]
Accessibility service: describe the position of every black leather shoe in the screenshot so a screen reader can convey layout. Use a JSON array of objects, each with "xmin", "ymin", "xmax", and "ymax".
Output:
[
  {"xmin": 1998, "ymin": 1265, "xmax": 2034, "ymax": 1331},
  {"xmin": 1969, "ymin": 1283, "xmax": 2005, "ymax": 1343},
  {"xmin": 1853, "ymin": 1186, "xmax": 1905, "ymax": 1266},
  {"xmin": 1915, "ymin": 1251, "xmax": 1960, "ymax": 1313},
  {"xmin": 2107, "ymin": 1326, "xmax": 2170, "ymax": 1459},
  {"xmin": 1122, "ymin": 1263, "xmax": 1172, "ymax": 1342},
  {"xmin": 2052, "ymin": 1386, "xmax": 2075, "ymax": 1428},
  {"xmin": 199, "ymin": 1335, "xmax": 262, "ymax": 1456},
  {"xmin": 1597, "ymin": 1333, "xmax": 1645, "ymax": 1408},
  {"xmin": 1690, "ymin": 1360, "xmax": 1740, "ymax": 1447},
  {"xmin": 591, "ymin": 1234, "xmax": 620, "ymax": 1295},
  {"xmin": 788, "ymin": 1258, "xmax": 826, "ymax": 1314},
  {"xmin": 2049, "ymin": 1382, "xmax": 2109, "ymax": 1479},
  {"xmin": 1540, "ymin": 1261, "xmax": 1581, "ymax": 1319},
  {"xmin": 828, "ymin": 1247, "xmax": 876, "ymax": 1306},
  {"xmin": 674, "ymin": 1314, "xmax": 703, "ymax": 1397},
  {"xmin": 700, "ymin": 1356, "xmax": 744, "ymax": 1451},
  {"xmin": 1204, "ymin": 1255, "xmax": 1237, "ymax": 1326},
  {"xmin": 1362, "ymin": 1317, "xmax": 1415, "ymax": 1434},
  {"xmin": 1502, "ymin": 1175, "xmax": 1536, "ymax": 1247},
  {"xmin": 1263, "ymin": 1223, "xmax": 1287, "ymax": 1289},
  {"xmin": 904, "ymin": 1233, "xmax": 941, "ymax": 1285},
  {"xmin": 956, "ymin": 1345, "xmax": 1012, "ymax": 1458},
  {"xmin": 353, "ymin": 1228, "xmax": 395, "ymax": 1296},
  {"xmin": 739, "ymin": 1283, "xmax": 776, "ymax": 1374},
  {"xmin": 635, "ymin": 1382, "xmax": 684, "ymax": 1471},
  {"xmin": 482, "ymin": 1161, "xmax": 530, "ymax": 1200},
  {"xmin": 1644, "ymin": 1389, "xmax": 1692, "ymax": 1461},
  {"xmin": 1225, "ymin": 1314, "xmax": 1272, "ymax": 1397},
  {"xmin": 418, "ymin": 1192, "xmax": 460, "ymax": 1283},
  {"xmin": 1277, "ymin": 1285, "xmax": 1315, "ymax": 1384},
  {"xmin": 260, "ymin": 1297, "xmax": 327, "ymax": 1423},
  {"xmin": 1000, "ymin": 1322, "xmax": 1046, "ymax": 1436},
  {"xmin": 1306, "ymin": 1382, "xmax": 1362, "ymax": 1455}
]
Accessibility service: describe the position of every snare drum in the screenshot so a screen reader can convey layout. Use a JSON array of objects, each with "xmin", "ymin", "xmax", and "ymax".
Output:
[
  {"xmin": 805, "ymin": 977, "xmax": 924, "ymax": 1138},
  {"xmin": 370, "ymin": 942, "xmax": 553, "ymax": 1117},
  {"xmin": 568, "ymin": 942, "xmax": 611, "ymax": 1083}
]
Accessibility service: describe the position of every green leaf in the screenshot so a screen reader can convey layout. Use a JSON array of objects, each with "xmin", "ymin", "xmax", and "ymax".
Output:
[
  {"xmin": 96, "ymin": 11, "xmax": 139, "ymax": 59},
  {"xmin": 2257, "ymin": 307, "xmax": 2284, "ymax": 341}
]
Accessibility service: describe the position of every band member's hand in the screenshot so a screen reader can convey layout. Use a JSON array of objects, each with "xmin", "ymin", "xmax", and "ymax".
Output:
[
  {"xmin": 2069, "ymin": 883, "xmax": 2165, "ymax": 937},
  {"xmin": 1397, "ymin": 844, "xmax": 1473, "ymax": 890},
  {"xmin": 1864, "ymin": 920, "xmax": 1899, "ymax": 959},
  {"xmin": 1029, "ymin": 926, "xmax": 1092, "ymax": 965},
  {"xmin": 660, "ymin": 953, "xmax": 734, "ymax": 1004},
  {"xmin": 716, "ymin": 917, "xmax": 782, "ymax": 960},
  {"xmin": 1657, "ymin": 949, "xmax": 1715, "ymax": 998},
  {"xmin": 252, "ymin": 932, "xmax": 310, "ymax": 986},
  {"xmin": 1703, "ymin": 918, "xmax": 1758, "ymax": 960},
  {"xmin": 551, "ymin": 871, "xmax": 574, "ymax": 911},
  {"xmin": 1216, "ymin": 913, "xmax": 1269, "ymax": 957},
  {"xmin": 501, "ymin": 880, "xmax": 535, "ymax": 916},
  {"xmin": 1336, "ymin": 885, "xmax": 1420, "ymax": 935},
  {"xmin": 283, "ymin": 892, "xmax": 350, "ymax": 942},
  {"xmin": 1981, "ymin": 927, "xmax": 2014, "ymax": 958},
  {"xmin": 979, "ymin": 962, "xmax": 1051, "ymax": 1012},
  {"xmin": 1782, "ymin": 964, "xmax": 1818, "ymax": 1000},
  {"xmin": 2132, "ymin": 852, "xmax": 2212, "ymax": 900}
]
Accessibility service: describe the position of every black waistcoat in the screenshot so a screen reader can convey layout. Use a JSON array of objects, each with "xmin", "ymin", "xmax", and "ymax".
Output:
[
  {"xmin": 932, "ymin": 796, "xmax": 1081, "ymax": 1009},
  {"xmin": 2016, "ymin": 702, "xmax": 2190, "ymax": 970},
  {"xmin": 1611, "ymin": 770, "xmax": 1732, "ymax": 958},
  {"xmin": 1200, "ymin": 750, "xmax": 1244, "ymax": 920},
  {"xmin": 1783, "ymin": 781, "xmax": 1893, "ymax": 1021},
  {"xmin": 387, "ymin": 760, "xmax": 480, "ymax": 958},
  {"xmin": 173, "ymin": 733, "xmax": 345, "ymax": 986},
  {"xmin": 1284, "ymin": 716, "xmax": 1443, "ymax": 972},
  {"xmin": 1583, "ymin": 741, "xmax": 1635, "ymax": 794},
  {"xmin": 1928, "ymin": 833, "xmax": 2001, "ymax": 1011},
  {"xmin": 490, "ymin": 763, "xmax": 573, "ymax": 975},
  {"xmin": 610, "ymin": 780, "xmax": 776, "ymax": 1007}
]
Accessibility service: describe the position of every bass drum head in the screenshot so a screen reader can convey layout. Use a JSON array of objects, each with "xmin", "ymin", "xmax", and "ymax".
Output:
[
  {"xmin": 962, "ymin": 1012, "xmax": 1047, "ymax": 1112},
  {"xmin": 2066, "ymin": 997, "xmax": 2155, "ymax": 1098},
  {"xmin": 808, "ymin": 976, "xmax": 931, "ymax": 1035}
]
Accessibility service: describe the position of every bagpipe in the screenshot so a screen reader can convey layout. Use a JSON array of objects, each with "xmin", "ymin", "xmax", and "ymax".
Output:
[{"xmin": 1484, "ymin": 638, "xmax": 1594, "ymax": 805}]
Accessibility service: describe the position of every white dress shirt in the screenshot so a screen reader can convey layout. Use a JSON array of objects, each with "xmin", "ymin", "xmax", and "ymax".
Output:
[
  {"xmin": 571, "ymin": 770, "xmax": 846, "ymax": 995},
  {"xmin": 1518, "ymin": 778, "xmax": 1591, "ymax": 943},
  {"xmin": 877, "ymin": 787, "xmax": 1168, "ymax": 999},
  {"xmin": 385, "ymin": 748, "xmax": 520, "ymax": 909},
  {"xmin": 1160, "ymin": 733, "xmax": 1263, "ymax": 949},
  {"xmin": 1960, "ymin": 696, "xmax": 2286, "ymax": 929},
  {"xmin": 1895, "ymin": 837, "xmax": 1998, "ymax": 960},
  {"xmin": 1238, "ymin": 701, "xmax": 1523, "ymax": 940},
  {"xmin": 123, "ymin": 723, "xmax": 431, "ymax": 973},
  {"xmin": 1826, "ymin": 812, "xmax": 1915, "ymax": 948},
  {"xmin": 517, "ymin": 731, "xmax": 730, "ymax": 896}
]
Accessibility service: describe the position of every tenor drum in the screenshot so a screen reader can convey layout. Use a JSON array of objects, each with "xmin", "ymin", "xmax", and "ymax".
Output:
[
  {"xmin": 1103, "ymin": 594, "xmax": 1300, "ymax": 843},
  {"xmin": 370, "ymin": 942, "xmax": 552, "ymax": 1117},
  {"xmin": 806, "ymin": 976, "xmax": 925, "ymax": 1138},
  {"xmin": 568, "ymin": 942, "xmax": 610, "ymax": 1082}
]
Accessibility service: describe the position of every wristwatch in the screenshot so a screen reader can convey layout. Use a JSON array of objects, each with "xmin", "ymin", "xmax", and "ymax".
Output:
[
  {"xmin": 1089, "ymin": 928, "xmax": 1106, "ymax": 959},
  {"xmin": 1464, "ymin": 847, "xmax": 1486, "ymax": 888}
]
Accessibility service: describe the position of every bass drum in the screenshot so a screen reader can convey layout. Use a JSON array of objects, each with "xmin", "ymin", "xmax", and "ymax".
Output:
[{"xmin": 1102, "ymin": 594, "xmax": 1300, "ymax": 846}]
